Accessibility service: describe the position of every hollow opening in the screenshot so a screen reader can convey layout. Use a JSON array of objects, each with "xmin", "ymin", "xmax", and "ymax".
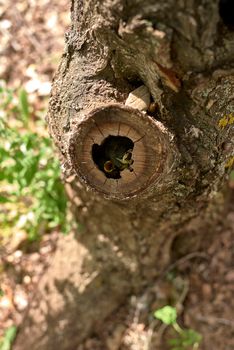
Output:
[
  {"xmin": 92, "ymin": 135, "xmax": 134, "ymax": 179},
  {"xmin": 219, "ymin": 0, "xmax": 234, "ymax": 29}
]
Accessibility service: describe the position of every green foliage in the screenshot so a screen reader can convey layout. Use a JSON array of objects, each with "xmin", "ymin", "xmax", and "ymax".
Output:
[
  {"xmin": 18, "ymin": 89, "xmax": 30, "ymax": 126},
  {"xmin": 0, "ymin": 82, "xmax": 68, "ymax": 240},
  {"xmin": 168, "ymin": 329, "xmax": 202, "ymax": 350},
  {"xmin": 154, "ymin": 305, "xmax": 177, "ymax": 325},
  {"xmin": 0, "ymin": 326, "xmax": 17, "ymax": 350},
  {"xmin": 154, "ymin": 306, "xmax": 202, "ymax": 350}
]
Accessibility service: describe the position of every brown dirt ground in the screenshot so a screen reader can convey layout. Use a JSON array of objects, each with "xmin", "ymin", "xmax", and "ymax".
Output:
[{"xmin": 0, "ymin": 1, "xmax": 233, "ymax": 350}]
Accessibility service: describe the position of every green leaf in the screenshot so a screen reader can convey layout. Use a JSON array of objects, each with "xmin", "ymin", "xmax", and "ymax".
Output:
[
  {"xmin": 20, "ymin": 155, "xmax": 40, "ymax": 186},
  {"xmin": 0, "ymin": 148, "xmax": 10, "ymax": 161},
  {"xmin": 0, "ymin": 326, "xmax": 17, "ymax": 350},
  {"xmin": 0, "ymin": 195, "xmax": 12, "ymax": 203},
  {"xmin": 168, "ymin": 338, "xmax": 181, "ymax": 346},
  {"xmin": 182, "ymin": 329, "xmax": 202, "ymax": 346},
  {"xmin": 154, "ymin": 306, "xmax": 177, "ymax": 325},
  {"xmin": 18, "ymin": 89, "xmax": 30, "ymax": 125},
  {"xmin": 168, "ymin": 329, "xmax": 202, "ymax": 350},
  {"xmin": 4, "ymin": 327, "xmax": 17, "ymax": 343}
]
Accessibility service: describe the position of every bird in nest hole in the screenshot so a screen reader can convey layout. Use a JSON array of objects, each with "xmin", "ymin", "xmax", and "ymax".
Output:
[{"xmin": 92, "ymin": 135, "xmax": 134, "ymax": 179}]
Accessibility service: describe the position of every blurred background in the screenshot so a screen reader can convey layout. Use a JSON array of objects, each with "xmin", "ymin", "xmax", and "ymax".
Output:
[{"xmin": 0, "ymin": 1, "xmax": 69, "ymax": 347}]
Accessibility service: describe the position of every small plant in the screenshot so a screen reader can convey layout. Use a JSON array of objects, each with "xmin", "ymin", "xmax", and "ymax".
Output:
[
  {"xmin": 0, "ymin": 326, "xmax": 17, "ymax": 350},
  {"xmin": 154, "ymin": 306, "xmax": 202, "ymax": 350},
  {"xmin": 0, "ymin": 82, "xmax": 68, "ymax": 241}
]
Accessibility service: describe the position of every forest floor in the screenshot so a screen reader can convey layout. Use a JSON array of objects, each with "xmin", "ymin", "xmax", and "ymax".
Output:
[{"xmin": 0, "ymin": 1, "xmax": 233, "ymax": 350}]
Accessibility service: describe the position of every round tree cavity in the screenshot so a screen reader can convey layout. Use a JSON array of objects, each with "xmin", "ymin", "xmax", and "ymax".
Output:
[{"xmin": 68, "ymin": 104, "xmax": 173, "ymax": 200}]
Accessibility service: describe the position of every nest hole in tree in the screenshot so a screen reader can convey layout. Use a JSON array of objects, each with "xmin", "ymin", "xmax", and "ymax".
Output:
[
  {"xmin": 219, "ymin": 0, "xmax": 234, "ymax": 29},
  {"xmin": 92, "ymin": 135, "xmax": 134, "ymax": 179}
]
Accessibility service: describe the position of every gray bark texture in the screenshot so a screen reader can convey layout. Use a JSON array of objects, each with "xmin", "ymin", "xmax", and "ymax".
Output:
[{"xmin": 15, "ymin": 1, "xmax": 234, "ymax": 349}]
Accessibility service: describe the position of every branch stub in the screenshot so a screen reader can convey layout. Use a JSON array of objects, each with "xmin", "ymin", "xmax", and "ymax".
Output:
[{"xmin": 68, "ymin": 104, "xmax": 173, "ymax": 200}]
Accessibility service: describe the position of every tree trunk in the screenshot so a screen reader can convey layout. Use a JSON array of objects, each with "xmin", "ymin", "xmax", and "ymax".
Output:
[{"xmin": 15, "ymin": 1, "xmax": 234, "ymax": 349}]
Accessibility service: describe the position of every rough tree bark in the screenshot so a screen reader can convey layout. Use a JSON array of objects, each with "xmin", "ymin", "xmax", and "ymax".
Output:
[{"xmin": 15, "ymin": 1, "xmax": 234, "ymax": 349}]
